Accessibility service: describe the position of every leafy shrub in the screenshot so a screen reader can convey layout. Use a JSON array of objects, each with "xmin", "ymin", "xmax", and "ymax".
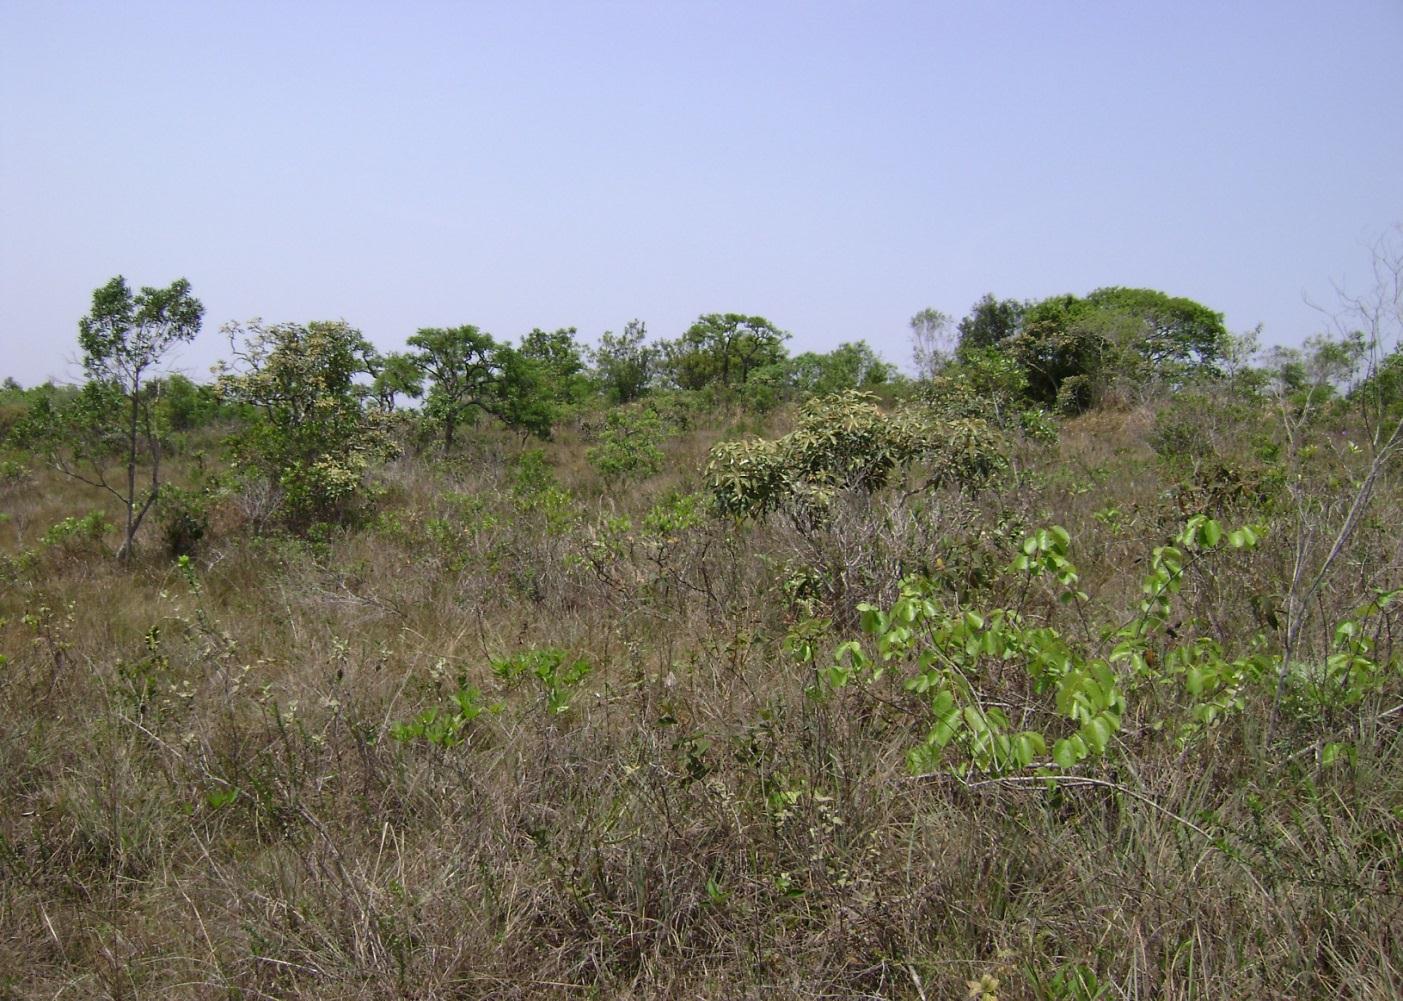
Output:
[
  {"xmin": 1055, "ymin": 373, "xmax": 1095, "ymax": 414},
  {"xmin": 491, "ymin": 647, "xmax": 592, "ymax": 715},
  {"xmin": 917, "ymin": 346, "xmax": 1059, "ymax": 443},
  {"xmin": 510, "ymin": 448, "xmax": 557, "ymax": 496},
  {"xmin": 41, "ymin": 511, "xmax": 111, "ymax": 547},
  {"xmin": 157, "ymin": 484, "xmax": 210, "ymax": 558},
  {"xmin": 706, "ymin": 391, "xmax": 1009, "ymax": 523},
  {"xmin": 216, "ymin": 320, "xmax": 397, "ymax": 529},
  {"xmin": 587, "ymin": 405, "xmax": 668, "ymax": 481},
  {"xmin": 40, "ymin": 511, "xmax": 113, "ymax": 561},
  {"xmin": 1149, "ymin": 389, "xmax": 1283, "ymax": 515},
  {"xmin": 391, "ymin": 679, "xmax": 494, "ymax": 749},
  {"xmin": 821, "ymin": 514, "xmax": 1397, "ymax": 780},
  {"xmin": 640, "ymin": 490, "xmax": 704, "ymax": 538},
  {"xmin": 0, "ymin": 457, "xmax": 30, "ymax": 492}
]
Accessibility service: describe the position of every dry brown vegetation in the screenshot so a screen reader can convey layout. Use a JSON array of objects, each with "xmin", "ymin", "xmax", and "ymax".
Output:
[{"xmin": 1, "ymin": 379, "xmax": 1401, "ymax": 1000}]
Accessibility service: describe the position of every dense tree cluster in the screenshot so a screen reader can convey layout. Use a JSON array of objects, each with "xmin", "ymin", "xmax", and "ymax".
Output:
[{"xmin": 949, "ymin": 286, "xmax": 1231, "ymax": 412}]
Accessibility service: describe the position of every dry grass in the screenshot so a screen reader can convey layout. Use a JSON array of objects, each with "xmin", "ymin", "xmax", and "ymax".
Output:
[{"xmin": 1, "ymin": 397, "xmax": 1400, "ymax": 1000}]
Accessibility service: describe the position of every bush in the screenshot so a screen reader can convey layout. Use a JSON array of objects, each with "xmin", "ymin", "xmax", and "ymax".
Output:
[
  {"xmin": 39, "ymin": 511, "xmax": 113, "ymax": 562},
  {"xmin": 587, "ymin": 405, "xmax": 669, "ymax": 482},
  {"xmin": 157, "ymin": 484, "xmax": 210, "ymax": 558},
  {"xmin": 706, "ymin": 391, "xmax": 1009, "ymax": 524},
  {"xmin": 216, "ymin": 320, "xmax": 397, "ymax": 529}
]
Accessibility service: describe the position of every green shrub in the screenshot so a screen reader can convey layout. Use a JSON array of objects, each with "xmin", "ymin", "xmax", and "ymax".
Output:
[
  {"xmin": 216, "ymin": 319, "xmax": 397, "ymax": 529},
  {"xmin": 40, "ymin": 511, "xmax": 113, "ymax": 561},
  {"xmin": 587, "ymin": 405, "xmax": 669, "ymax": 482},
  {"xmin": 157, "ymin": 484, "xmax": 210, "ymax": 558},
  {"xmin": 706, "ymin": 390, "xmax": 1008, "ymax": 523},
  {"xmin": 491, "ymin": 647, "xmax": 592, "ymax": 715}
]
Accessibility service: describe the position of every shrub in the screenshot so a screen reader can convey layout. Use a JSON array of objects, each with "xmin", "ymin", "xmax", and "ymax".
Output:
[
  {"xmin": 216, "ymin": 319, "xmax": 397, "ymax": 529},
  {"xmin": 587, "ymin": 405, "xmax": 669, "ymax": 482},
  {"xmin": 39, "ymin": 511, "xmax": 113, "ymax": 562},
  {"xmin": 156, "ymin": 484, "xmax": 210, "ymax": 558},
  {"xmin": 706, "ymin": 391, "xmax": 1009, "ymax": 524}
]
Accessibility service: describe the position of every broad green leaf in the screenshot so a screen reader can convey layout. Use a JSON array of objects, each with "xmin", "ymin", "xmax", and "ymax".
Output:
[{"xmin": 1052, "ymin": 738, "xmax": 1079, "ymax": 768}]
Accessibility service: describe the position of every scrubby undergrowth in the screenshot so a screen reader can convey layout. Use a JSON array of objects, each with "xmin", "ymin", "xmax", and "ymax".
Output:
[{"xmin": 1, "ymin": 375, "xmax": 1401, "ymax": 999}]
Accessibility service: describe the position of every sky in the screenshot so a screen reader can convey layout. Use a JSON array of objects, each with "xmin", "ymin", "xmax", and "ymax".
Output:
[{"xmin": 1, "ymin": 0, "xmax": 1400, "ymax": 386}]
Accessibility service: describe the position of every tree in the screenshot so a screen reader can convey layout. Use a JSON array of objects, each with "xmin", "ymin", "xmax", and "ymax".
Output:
[
  {"xmin": 518, "ymin": 326, "xmax": 591, "ymax": 406},
  {"xmin": 1006, "ymin": 288, "xmax": 1229, "ymax": 411},
  {"xmin": 152, "ymin": 373, "xmax": 220, "ymax": 431},
  {"xmin": 406, "ymin": 325, "xmax": 554, "ymax": 448},
  {"xmin": 998, "ymin": 295, "xmax": 1091, "ymax": 408},
  {"xmin": 663, "ymin": 313, "xmax": 788, "ymax": 389},
  {"xmin": 590, "ymin": 320, "xmax": 656, "ymax": 403},
  {"xmin": 787, "ymin": 341, "xmax": 894, "ymax": 396},
  {"xmin": 216, "ymin": 319, "xmax": 394, "ymax": 528},
  {"xmin": 909, "ymin": 307, "xmax": 952, "ymax": 379},
  {"xmin": 1083, "ymin": 287, "xmax": 1228, "ymax": 377},
  {"xmin": 366, "ymin": 351, "xmax": 424, "ymax": 412},
  {"xmin": 956, "ymin": 294, "xmax": 1026, "ymax": 352},
  {"xmin": 23, "ymin": 277, "xmax": 203, "ymax": 560},
  {"xmin": 491, "ymin": 345, "xmax": 556, "ymax": 439},
  {"xmin": 406, "ymin": 326, "xmax": 499, "ymax": 449}
]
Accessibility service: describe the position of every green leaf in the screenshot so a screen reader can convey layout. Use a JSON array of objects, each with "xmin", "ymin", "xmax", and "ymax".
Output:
[
  {"xmin": 1186, "ymin": 666, "xmax": 1204, "ymax": 696},
  {"xmin": 205, "ymin": 787, "xmax": 239, "ymax": 810},
  {"xmin": 1052, "ymin": 738, "xmax": 1079, "ymax": 768},
  {"xmin": 1083, "ymin": 715, "xmax": 1112, "ymax": 753},
  {"xmin": 1320, "ymin": 741, "xmax": 1352, "ymax": 767},
  {"xmin": 930, "ymin": 714, "xmax": 960, "ymax": 748},
  {"xmin": 962, "ymin": 705, "xmax": 988, "ymax": 732}
]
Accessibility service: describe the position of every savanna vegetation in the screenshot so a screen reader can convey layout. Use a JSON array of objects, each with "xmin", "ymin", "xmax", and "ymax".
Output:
[{"xmin": 1, "ymin": 239, "xmax": 1401, "ymax": 1000}]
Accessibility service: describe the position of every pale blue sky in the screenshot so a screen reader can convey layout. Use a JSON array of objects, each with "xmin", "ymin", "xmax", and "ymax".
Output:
[{"xmin": 2, "ymin": 0, "xmax": 1400, "ymax": 385}]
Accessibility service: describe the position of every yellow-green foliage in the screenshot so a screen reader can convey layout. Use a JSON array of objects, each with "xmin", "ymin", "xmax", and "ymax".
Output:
[
  {"xmin": 706, "ymin": 390, "xmax": 1009, "ymax": 520},
  {"xmin": 216, "ymin": 319, "xmax": 397, "ymax": 526}
]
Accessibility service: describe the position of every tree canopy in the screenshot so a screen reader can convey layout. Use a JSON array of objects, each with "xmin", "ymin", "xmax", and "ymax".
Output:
[
  {"xmin": 997, "ymin": 287, "xmax": 1229, "ymax": 411},
  {"xmin": 664, "ymin": 313, "xmax": 789, "ymax": 390},
  {"xmin": 407, "ymin": 325, "xmax": 555, "ymax": 447}
]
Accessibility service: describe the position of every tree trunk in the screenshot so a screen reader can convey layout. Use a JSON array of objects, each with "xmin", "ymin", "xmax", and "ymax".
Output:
[{"xmin": 122, "ymin": 383, "xmax": 140, "ymax": 562}]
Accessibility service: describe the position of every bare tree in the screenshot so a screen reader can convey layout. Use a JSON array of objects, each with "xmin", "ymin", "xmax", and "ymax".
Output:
[
  {"xmin": 1276, "ymin": 227, "xmax": 1403, "ymax": 709},
  {"xmin": 909, "ymin": 307, "xmax": 952, "ymax": 380}
]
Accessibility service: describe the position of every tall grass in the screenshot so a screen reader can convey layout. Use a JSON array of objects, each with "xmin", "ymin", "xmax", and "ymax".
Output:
[{"xmin": 1, "ymin": 394, "xmax": 1399, "ymax": 1000}]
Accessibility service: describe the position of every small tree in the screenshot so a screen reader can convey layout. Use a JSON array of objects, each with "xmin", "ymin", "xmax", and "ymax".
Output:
[
  {"xmin": 22, "ymin": 276, "xmax": 203, "ymax": 560},
  {"xmin": 216, "ymin": 319, "xmax": 395, "ymax": 528},
  {"xmin": 956, "ymin": 293, "xmax": 1026, "ymax": 352},
  {"xmin": 1275, "ymin": 229, "xmax": 1403, "ymax": 711},
  {"xmin": 406, "ymin": 325, "xmax": 555, "ymax": 448},
  {"xmin": 663, "ymin": 313, "xmax": 788, "ymax": 390},
  {"xmin": 366, "ymin": 351, "xmax": 424, "ymax": 412},
  {"xmin": 519, "ymin": 326, "xmax": 590, "ymax": 406},
  {"xmin": 788, "ymin": 341, "xmax": 894, "ymax": 396},
  {"xmin": 591, "ymin": 320, "xmax": 656, "ymax": 403},
  {"xmin": 909, "ymin": 307, "xmax": 953, "ymax": 379}
]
